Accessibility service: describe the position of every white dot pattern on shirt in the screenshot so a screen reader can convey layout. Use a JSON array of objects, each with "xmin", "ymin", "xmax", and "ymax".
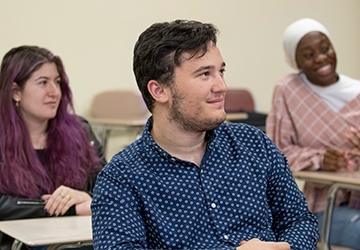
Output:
[{"xmin": 92, "ymin": 121, "xmax": 319, "ymax": 249}]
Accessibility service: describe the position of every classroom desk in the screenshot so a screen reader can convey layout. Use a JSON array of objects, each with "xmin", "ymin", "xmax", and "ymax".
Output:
[
  {"xmin": 87, "ymin": 116, "xmax": 149, "ymax": 154},
  {"xmin": 225, "ymin": 112, "xmax": 248, "ymax": 121},
  {"xmin": 0, "ymin": 215, "xmax": 92, "ymax": 250},
  {"xmin": 293, "ymin": 171, "xmax": 360, "ymax": 250}
]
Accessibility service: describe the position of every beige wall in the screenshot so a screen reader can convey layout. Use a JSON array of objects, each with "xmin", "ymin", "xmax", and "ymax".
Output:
[
  {"xmin": 1, "ymin": 0, "xmax": 359, "ymax": 115},
  {"xmin": 1, "ymin": 0, "xmax": 360, "ymax": 158}
]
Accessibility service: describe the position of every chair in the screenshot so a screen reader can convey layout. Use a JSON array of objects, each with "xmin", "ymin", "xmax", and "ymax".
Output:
[
  {"xmin": 224, "ymin": 88, "xmax": 255, "ymax": 113},
  {"xmin": 88, "ymin": 90, "xmax": 149, "ymax": 154},
  {"xmin": 90, "ymin": 90, "xmax": 148, "ymax": 120},
  {"xmin": 224, "ymin": 88, "xmax": 267, "ymax": 133}
]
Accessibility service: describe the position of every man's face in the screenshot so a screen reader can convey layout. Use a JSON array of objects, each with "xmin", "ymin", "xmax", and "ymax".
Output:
[{"xmin": 168, "ymin": 43, "xmax": 227, "ymax": 132}]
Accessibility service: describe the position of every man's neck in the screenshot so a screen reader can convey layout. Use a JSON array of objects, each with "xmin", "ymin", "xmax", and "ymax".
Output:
[{"xmin": 151, "ymin": 118, "xmax": 207, "ymax": 167}]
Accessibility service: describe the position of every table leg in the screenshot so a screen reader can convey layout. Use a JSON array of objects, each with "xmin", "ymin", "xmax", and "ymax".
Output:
[
  {"xmin": 47, "ymin": 241, "xmax": 92, "ymax": 250},
  {"xmin": 318, "ymin": 183, "xmax": 360, "ymax": 250},
  {"xmin": 317, "ymin": 184, "xmax": 338, "ymax": 250},
  {"xmin": 11, "ymin": 240, "xmax": 24, "ymax": 250}
]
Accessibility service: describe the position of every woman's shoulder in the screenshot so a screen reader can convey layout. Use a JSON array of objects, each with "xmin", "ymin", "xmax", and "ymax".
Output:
[
  {"xmin": 272, "ymin": 73, "xmax": 303, "ymax": 96},
  {"xmin": 76, "ymin": 115, "xmax": 90, "ymax": 125},
  {"xmin": 276, "ymin": 73, "xmax": 302, "ymax": 86},
  {"xmin": 74, "ymin": 116, "xmax": 92, "ymax": 133}
]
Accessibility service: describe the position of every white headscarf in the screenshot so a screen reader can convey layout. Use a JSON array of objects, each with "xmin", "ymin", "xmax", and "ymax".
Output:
[{"xmin": 283, "ymin": 18, "xmax": 330, "ymax": 70}]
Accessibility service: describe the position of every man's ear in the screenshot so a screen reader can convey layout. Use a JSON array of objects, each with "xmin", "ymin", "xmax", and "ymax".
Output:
[
  {"xmin": 147, "ymin": 80, "xmax": 169, "ymax": 104},
  {"xmin": 12, "ymin": 82, "xmax": 21, "ymax": 102}
]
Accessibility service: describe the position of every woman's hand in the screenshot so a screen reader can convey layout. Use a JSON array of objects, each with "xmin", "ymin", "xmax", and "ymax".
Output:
[
  {"xmin": 236, "ymin": 239, "xmax": 290, "ymax": 250},
  {"xmin": 347, "ymin": 127, "xmax": 360, "ymax": 158},
  {"xmin": 42, "ymin": 185, "xmax": 92, "ymax": 216},
  {"xmin": 323, "ymin": 148, "xmax": 347, "ymax": 171},
  {"xmin": 348, "ymin": 127, "xmax": 360, "ymax": 149}
]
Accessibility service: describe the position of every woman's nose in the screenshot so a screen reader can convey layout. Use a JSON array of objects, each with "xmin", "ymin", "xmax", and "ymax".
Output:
[
  {"xmin": 47, "ymin": 82, "xmax": 61, "ymax": 95},
  {"xmin": 315, "ymin": 53, "xmax": 327, "ymax": 63}
]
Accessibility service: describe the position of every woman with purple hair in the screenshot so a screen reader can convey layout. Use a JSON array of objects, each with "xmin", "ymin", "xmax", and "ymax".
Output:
[{"xmin": 0, "ymin": 45, "xmax": 106, "ymax": 249}]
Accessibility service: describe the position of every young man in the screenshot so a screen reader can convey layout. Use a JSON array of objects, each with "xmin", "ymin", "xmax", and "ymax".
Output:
[{"xmin": 91, "ymin": 20, "xmax": 319, "ymax": 250}]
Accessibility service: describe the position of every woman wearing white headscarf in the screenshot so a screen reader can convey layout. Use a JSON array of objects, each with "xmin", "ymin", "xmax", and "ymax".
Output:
[{"xmin": 266, "ymin": 18, "xmax": 360, "ymax": 249}]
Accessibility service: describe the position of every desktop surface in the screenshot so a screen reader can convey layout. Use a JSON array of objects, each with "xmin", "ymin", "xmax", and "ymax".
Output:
[{"xmin": 0, "ymin": 215, "xmax": 91, "ymax": 246}]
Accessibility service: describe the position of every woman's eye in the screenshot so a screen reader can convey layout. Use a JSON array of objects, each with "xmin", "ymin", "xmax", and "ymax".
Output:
[
  {"xmin": 200, "ymin": 72, "xmax": 210, "ymax": 77},
  {"xmin": 304, "ymin": 53, "xmax": 313, "ymax": 59},
  {"xmin": 55, "ymin": 79, "xmax": 61, "ymax": 85},
  {"xmin": 39, "ymin": 80, "xmax": 47, "ymax": 85},
  {"xmin": 322, "ymin": 46, "xmax": 329, "ymax": 53}
]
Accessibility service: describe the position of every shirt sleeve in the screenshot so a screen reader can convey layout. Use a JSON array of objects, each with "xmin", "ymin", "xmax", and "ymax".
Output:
[
  {"xmin": 264, "ymin": 136, "xmax": 319, "ymax": 249},
  {"xmin": 91, "ymin": 164, "xmax": 148, "ymax": 250},
  {"xmin": 266, "ymin": 80, "xmax": 326, "ymax": 172}
]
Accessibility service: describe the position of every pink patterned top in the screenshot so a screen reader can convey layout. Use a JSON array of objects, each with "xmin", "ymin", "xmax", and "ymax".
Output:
[{"xmin": 266, "ymin": 73, "xmax": 360, "ymax": 213}]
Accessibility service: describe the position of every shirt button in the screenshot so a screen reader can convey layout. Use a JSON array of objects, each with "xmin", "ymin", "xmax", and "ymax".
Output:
[
  {"xmin": 224, "ymin": 234, "xmax": 229, "ymax": 240},
  {"xmin": 211, "ymin": 203, "xmax": 216, "ymax": 208},
  {"xmin": 170, "ymin": 157, "xmax": 176, "ymax": 162}
]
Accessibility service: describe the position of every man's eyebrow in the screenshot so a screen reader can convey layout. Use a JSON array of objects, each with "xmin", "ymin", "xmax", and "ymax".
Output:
[
  {"xmin": 192, "ymin": 62, "xmax": 226, "ymax": 75},
  {"xmin": 193, "ymin": 65, "xmax": 214, "ymax": 75}
]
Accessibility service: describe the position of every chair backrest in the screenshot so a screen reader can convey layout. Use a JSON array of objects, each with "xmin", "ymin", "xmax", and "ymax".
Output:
[
  {"xmin": 224, "ymin": 89, "xmax": 255, "ymax": 113},
  {"xmin": 90, "ymin": 90, "xmax": 149, "ymax": 120}
]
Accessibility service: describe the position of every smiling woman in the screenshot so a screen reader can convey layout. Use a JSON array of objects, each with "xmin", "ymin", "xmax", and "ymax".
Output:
[
  {"xmin": 266, "ymin": 18, "xmax": 360, "ymax": 249},
  {"xmin": 295, "ymin": 31, "xmax": 338, "ymax": 87}
]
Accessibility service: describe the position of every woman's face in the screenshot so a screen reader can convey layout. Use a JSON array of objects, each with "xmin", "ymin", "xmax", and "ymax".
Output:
[
  {"xmin": 295, "ymin": 31, "xmax": 338, "ymax": 87},
  {"xmin": 13, "ymin": 62, "xmax": 62, "ymax": 125}
]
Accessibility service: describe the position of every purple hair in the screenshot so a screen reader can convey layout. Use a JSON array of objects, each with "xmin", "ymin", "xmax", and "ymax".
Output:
[{"xmin": 0, "ymin": 46, "xmax": 102, "ymax": 198}]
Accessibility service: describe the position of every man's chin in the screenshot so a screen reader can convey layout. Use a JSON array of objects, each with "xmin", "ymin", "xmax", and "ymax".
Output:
[{"xmin": 201, "ymin": 117, "xmax": 226, "ymax": 131}]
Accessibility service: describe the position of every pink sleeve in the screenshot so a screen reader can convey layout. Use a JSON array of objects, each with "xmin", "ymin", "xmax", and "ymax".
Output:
[{"xmin": 266, "ymin": 79, "xmax": 326, "ymax": 172}]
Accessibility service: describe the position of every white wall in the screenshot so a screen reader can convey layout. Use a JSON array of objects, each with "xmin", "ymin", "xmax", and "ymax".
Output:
[{"xmin": 1, "ymin": 0, "xmax": 360, "ymax": 158}]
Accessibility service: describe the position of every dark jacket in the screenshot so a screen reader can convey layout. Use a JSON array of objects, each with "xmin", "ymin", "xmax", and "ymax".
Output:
[{"xmin": 0, "ymin": 117, "xmax": 106, "ymax": 250}]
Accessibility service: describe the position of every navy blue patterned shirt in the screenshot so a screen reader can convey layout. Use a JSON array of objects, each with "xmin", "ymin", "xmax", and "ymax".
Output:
[{"xmin": 92, "ymin": 118, "xmax": 319, "ymax": 249}]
